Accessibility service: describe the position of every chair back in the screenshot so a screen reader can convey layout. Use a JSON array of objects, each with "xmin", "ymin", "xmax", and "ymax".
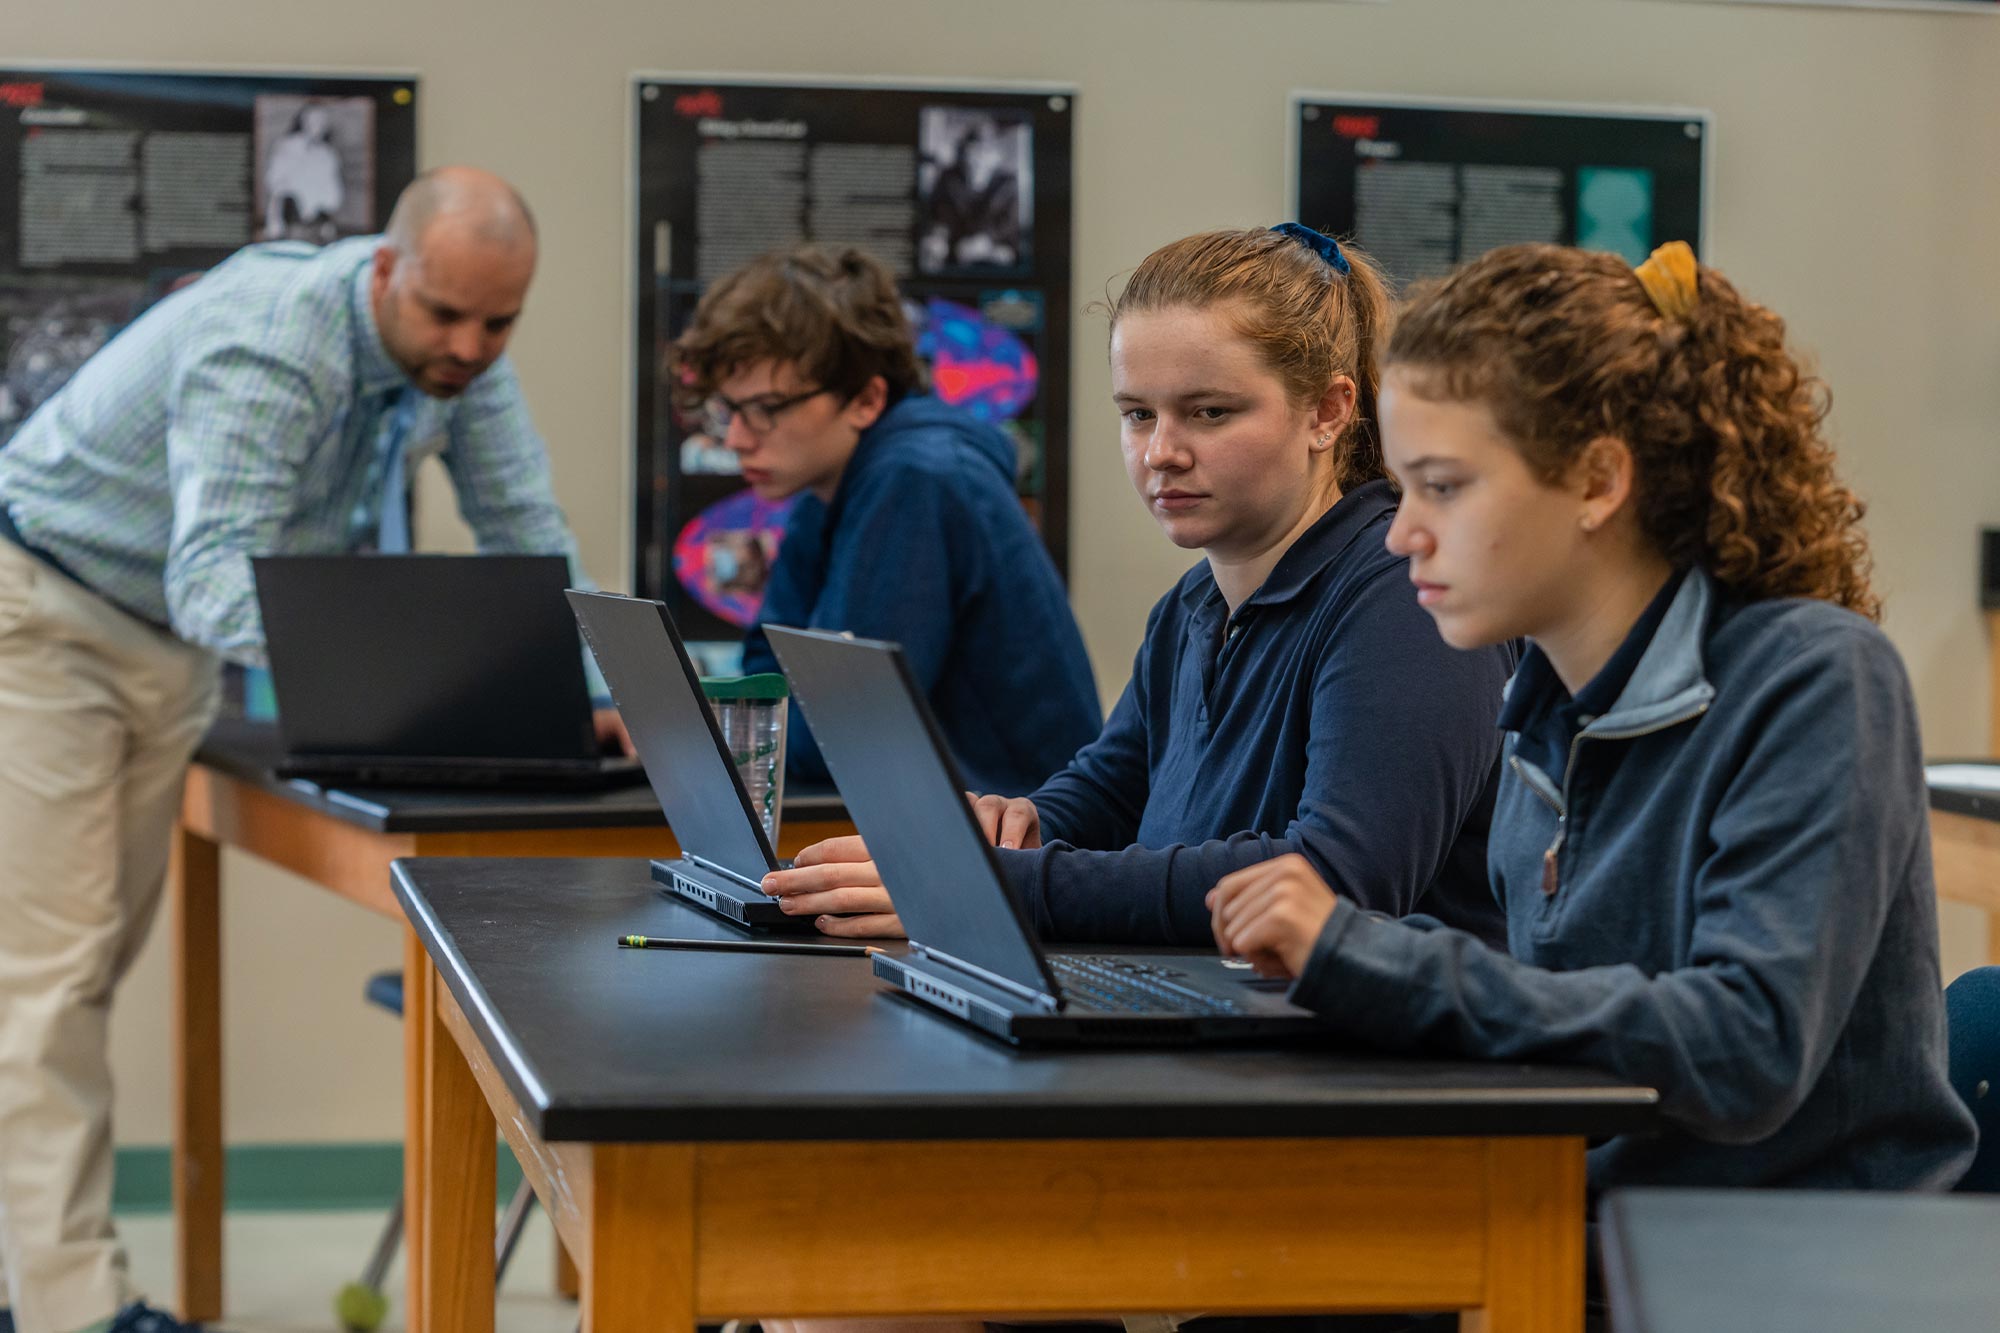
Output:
[{"xmin": 1946, "ymin": 966, "xmax": 2000, "ymax": 1192}]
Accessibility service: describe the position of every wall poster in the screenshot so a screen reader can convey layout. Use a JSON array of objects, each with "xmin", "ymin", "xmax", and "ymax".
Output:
[
  {"xmin": 632, "ymin": 75, "xmax": 1076, "ymax": 657},
  {"xmin": 0, "ymin": 66, "xmax": 418, "ymax": 444},
  {"xmin": 1291, "ymin": 93, "xmax": 1710, "ymax": 290}
]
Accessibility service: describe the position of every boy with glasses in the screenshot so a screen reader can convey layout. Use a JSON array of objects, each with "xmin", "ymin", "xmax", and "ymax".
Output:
[{"xmin": 671, "ymin": 245, "xmax": 1099, "ymax": 798}]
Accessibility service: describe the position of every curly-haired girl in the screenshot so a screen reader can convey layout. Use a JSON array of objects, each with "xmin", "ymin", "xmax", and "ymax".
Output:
[{"xmin": 1210, "ymin": 241, "xmax": 1977, "ymax": 1199}]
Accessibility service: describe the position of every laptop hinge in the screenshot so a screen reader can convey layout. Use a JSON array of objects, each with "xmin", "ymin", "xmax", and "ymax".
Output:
[
  {"xmin": 682, "ymin": 852, "xmax": 764, "ymax": 892},
  {"xmin": 910, "ymin": 942, "xmax": 1062, "ymax": 1012}
]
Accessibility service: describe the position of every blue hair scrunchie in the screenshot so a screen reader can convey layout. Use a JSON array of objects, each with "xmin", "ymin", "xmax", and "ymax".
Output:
[{"xmin": 1271, "ymin": 222, "xmax": 1351, "ymax": 277}]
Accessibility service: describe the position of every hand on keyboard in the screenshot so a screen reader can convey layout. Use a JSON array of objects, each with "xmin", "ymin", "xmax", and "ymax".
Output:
[
  {"xmin": 760, "ymin": 835, "xmax": 904, "ymax": 938},
  {"xmin": 969, "ymin": 791, "xmax": 1042, "ymax": 849},
  {"xmin": 1207, "ymin": 854, "xmax": 1338, "ymax": 980}
]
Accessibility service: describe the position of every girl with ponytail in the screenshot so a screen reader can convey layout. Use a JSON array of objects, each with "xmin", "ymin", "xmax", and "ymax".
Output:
[
  {"xmin": 763, "ymin": 226, "xmax": 1516, "ymax": 950},
  {"xmin": 1210, "ymin": 243, "xmax": 1977, "ymax": 1206}
]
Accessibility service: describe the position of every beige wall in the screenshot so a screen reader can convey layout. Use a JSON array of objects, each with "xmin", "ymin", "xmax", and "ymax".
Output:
[{"xmin": 8, "ymin": 0, "xmax": 1997, "ymax": 1145}]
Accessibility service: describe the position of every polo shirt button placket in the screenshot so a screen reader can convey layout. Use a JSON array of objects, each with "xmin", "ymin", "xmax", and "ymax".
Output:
[{"xmin": 1205, "ymin": 619, "xmax": 1247, "ymax": 731}]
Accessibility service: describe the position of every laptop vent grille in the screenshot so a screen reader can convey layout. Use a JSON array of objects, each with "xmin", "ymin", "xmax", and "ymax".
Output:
[
  {"xmin": 671, "ymin": 873, "xmax": 720, "ymax": 911},
  {"xmin": 907, "ymin": 974, "xmax": 973, "ymax": 1021}
]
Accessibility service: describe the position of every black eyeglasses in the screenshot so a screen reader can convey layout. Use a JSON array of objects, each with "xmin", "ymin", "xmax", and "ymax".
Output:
[{"xmin": 702, "ymin": 385, "xmax": 833, "ymax": 437}]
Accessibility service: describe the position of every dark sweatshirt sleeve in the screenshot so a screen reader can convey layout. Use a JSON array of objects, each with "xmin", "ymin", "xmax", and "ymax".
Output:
[
  {"xmin": 1018, "ymin": 678, "xmax": 1148, "ymax": 847},
  {"xmin": 1000, "ymin": 566, "xmax": 1510, "ymax": 946},
  {"xmin": 1287, "ymin": 624, "xmax": 1924, "ymax": 1143},
  {"xmin": 759, "ymin": 469, "xmax": 965, "ymax": 784}
]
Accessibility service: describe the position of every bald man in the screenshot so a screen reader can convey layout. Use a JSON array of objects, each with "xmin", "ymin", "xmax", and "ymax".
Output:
[{"xmin": 0, "ymin": 168, "xmax": 599, "ymax": 1333}]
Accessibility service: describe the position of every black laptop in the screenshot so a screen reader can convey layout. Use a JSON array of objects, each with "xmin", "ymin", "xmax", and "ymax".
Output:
[
  {"xmin": 566, "ymin": 590, "xmax": 812, "ymax": 933},
  {"xmin": 252, "ymin": 555, "xmax": 641, "ymax": 789},
  {"xmin": 765, "ymin": 625, "xmax": 1325, "ymax": 1046}
]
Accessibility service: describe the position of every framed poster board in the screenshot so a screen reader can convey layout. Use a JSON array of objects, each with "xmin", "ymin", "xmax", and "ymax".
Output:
[
  {"xmin": 632, "ymin": 75, "xmax": 1075, "ymax": 653},
  {"xmin": 0, "ymin": 66, "xmax": 418, "ymax": 443},
  {"xmin": 1291, "ymin": 94, "xmax": 1709, "ymax": 288}
]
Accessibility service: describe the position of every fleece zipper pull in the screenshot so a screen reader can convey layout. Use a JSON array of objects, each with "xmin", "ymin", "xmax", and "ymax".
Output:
[
  {"xmin": 1541, "ymin": 824, "xmax": 1566, "ymax": 897},
  {"xmin": 1539, "ymin": 730, "xmax": 1588, "ymax": 897}
]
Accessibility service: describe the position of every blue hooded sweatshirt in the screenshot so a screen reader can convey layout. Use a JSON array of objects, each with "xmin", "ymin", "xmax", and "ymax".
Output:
[{"xmin": 743, "ymin": 394, "xmax": 1100, "ymax": 797}]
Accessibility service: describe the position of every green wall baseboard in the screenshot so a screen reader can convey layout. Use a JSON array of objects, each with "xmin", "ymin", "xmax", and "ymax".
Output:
[{"xmin": 113, "ymin": 1143, "xmax": 525, "ymax": 1215}]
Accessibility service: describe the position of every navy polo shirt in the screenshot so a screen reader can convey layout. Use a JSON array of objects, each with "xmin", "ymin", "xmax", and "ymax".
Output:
[{"xmin": 997, "ymin": 479, "xmax": 1516, "ymax": 947}]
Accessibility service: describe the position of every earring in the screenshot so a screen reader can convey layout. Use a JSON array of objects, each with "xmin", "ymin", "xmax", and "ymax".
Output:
[{"xmin": 1315, "ymin": 432, "xmax": 1332, "ymax": 447}]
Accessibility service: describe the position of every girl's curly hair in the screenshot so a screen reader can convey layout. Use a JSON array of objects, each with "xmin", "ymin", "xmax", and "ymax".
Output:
[{"xmin": 1386, "ymin": 243, "xmax": 1879, "ymax": 620}]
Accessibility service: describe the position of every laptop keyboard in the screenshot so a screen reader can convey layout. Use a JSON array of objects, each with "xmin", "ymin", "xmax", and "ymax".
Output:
[{"xmin": 1047, "ymin": 955, "xmax": 1247, "ymax": 1016}]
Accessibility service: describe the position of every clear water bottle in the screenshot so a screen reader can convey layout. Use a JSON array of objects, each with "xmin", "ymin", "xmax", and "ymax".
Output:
[{"xmin": 700, "ymin": 673, "xmax": 789, "ymax": 847}]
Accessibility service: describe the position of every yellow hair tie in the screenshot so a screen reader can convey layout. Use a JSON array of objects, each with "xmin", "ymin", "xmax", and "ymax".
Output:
[{"xmin": 1634, "ymin": 240, "xmax": 1699, "ymax": 321}]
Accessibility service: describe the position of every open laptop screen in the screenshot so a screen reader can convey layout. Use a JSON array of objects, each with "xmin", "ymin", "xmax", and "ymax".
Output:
[
  {"xmin": 567, "ymin": 591, "xmax": 776, "ymax": 879},
  {"xmin": 253, "ymin": 555, "xmax": 595, "ymax": 759},
  {"xmin": 765, "ymin": 626, "xmax": 1055, "ymax": 999}
]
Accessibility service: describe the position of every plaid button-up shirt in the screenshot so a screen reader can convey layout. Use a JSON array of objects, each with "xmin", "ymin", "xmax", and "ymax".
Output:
[{"xmin": 0, "ymin": 235, "xmax": 590, "ymax": 667}]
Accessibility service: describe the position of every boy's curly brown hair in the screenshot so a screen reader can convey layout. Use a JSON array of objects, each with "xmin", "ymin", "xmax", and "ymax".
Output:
[
  {"xmin": 667, "ymin": 245, "xmax": 926, "ymax": 412},
  {"xmin": 1386, "ymin": 243, "xmax": 1879, "ymax": 620}
]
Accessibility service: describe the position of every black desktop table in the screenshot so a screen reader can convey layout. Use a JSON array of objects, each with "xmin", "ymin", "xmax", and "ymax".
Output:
[
  {"xmin": 191, "ymin": 714, "xmax": 849, "ymax": 831},
  {"xmin": 1930, "ymin": 763, "xmax": 2000, "ymax": 824},
  {"xmin": 169, "ymin": 718, "xmax": 849, "ymax": 1323},
  {"xmin": 1927, "ymin": 762, "xmax": 2000, "ymax": 971},
  {"xmin": 1601, "ymin": 1187, "xmax": 2000, "ymax": 1332},
  {"xmin": 395, "ymin": 855, "xmax": 1660, "ymax": 1333}
]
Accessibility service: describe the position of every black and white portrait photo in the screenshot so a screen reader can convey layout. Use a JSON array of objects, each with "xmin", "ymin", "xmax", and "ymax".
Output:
[
  {"xmin": 253, "ymin": 94, "xmax": 376, "ymax": 243},
  {"xmin": 917, "ymin": 106, "xmax": 1033, "ymax": 275}
]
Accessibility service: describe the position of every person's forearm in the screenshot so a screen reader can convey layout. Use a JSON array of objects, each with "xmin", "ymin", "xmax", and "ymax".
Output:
[
  {"xmin": 1023, "ymin": 766, "xmax": 1141, "ymax": 849},
  {"xmin": 1292, "ymin": 906, "xmax": 1832, "ymax": 1143},
  {"xmin": 999, "ymin": 830, "xmax": 1301, "ymax": 946}
]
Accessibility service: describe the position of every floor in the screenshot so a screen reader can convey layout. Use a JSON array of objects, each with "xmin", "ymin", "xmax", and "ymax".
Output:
[{"xmin": 116, "ymin": 1208, "xmax": 578, "ymax": 1333}]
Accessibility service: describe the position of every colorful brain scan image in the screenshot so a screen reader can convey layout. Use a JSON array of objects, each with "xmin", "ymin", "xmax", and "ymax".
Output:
[
  {"xmin": 673, "ymin": 488, "xmax": 797, "ymax": 627},
  {"xmin": 912, "ymin": 296, "xmax": 1038, "ymax": 423}
]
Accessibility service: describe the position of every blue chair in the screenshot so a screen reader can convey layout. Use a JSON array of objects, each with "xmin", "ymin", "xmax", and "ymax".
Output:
[
  {"xmin": 336, "ymin": 970, "xmax": 541, "ymax": 1332},
  {"xmin": 1945, "ymin": 965, "xmax": 2000, "ymax": 1192}
]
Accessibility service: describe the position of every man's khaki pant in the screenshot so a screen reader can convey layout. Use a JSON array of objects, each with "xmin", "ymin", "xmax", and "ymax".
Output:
[{"xmin": 0, "ymin": 537, "xmax": 218, "ymax": 1333}]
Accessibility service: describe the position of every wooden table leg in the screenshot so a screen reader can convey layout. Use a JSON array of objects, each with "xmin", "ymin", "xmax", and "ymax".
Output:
[
  {"xmin": 1462, "ymin": 1137, "xmax": 1585, "ymax": 1333},
  {"xmin": 554, "ymin": 1238, "xmax": 580, "ymax": 1301},
  {"xmin": 170, "ymin": 823, "xmax": 224, "ymax": 1322},
  {"xmin": 583, "ymin": 1144, "xmax": 694, "ymax": 1333},
  {"xmin": 404, "ymin": 930, "xmax": 432, "ymax": 1332},
  {"xmin": 421, "ymin": 960, "xmax": 495, "ymax": 1333}
]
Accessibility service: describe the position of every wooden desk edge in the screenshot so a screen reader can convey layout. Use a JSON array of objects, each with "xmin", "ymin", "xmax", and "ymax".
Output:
[
  {"xmin": 427, "ymin": 971, "xmax": 1585, "ymax": 1330},
  {"xmin": 180, "ymin": 763, "xmax": 854, "ymax": 914},
  {"xmin": 1928, "ymin": 808, "xmax": 2000, "ymax": 963},
  {"xmin": 171, "ymin": 768, "xmax": 830, "ymax": 1325}
]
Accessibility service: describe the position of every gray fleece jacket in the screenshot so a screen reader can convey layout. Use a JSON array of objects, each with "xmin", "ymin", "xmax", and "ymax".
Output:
[{"xmin": 1291, "ymin": 568, "xmax": 1977, "ymax": 1194}]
